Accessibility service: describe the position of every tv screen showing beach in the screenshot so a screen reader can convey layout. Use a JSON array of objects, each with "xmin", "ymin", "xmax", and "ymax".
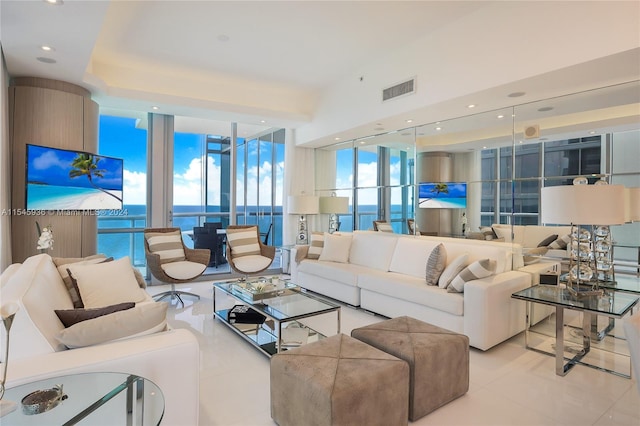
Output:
[
  {"xmin": 26, "ymin": 144, "xmax": 123, "ymax": 210},
  {"xmin": 418, "ymin": 182, "xmax": 467, "ymax": 209}
]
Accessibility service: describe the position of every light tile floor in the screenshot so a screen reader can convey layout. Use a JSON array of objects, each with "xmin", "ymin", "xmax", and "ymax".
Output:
[{"xmin": 148, "ymin": 281, "xmax": 640, "ymax": 426}]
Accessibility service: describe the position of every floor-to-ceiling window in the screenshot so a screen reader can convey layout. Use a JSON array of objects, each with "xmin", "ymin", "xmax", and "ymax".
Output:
[
  {"xmin": 97, "ymin": 115, "xmax": 148, "ymax": 270},
  {"xmin": 236, "ymin": 129, "xmax": 285, "ymax": 246}
]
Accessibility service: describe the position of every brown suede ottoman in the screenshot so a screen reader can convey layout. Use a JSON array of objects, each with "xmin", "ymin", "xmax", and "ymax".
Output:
[
  {"xmin": 270, "ymin": 333, "xmax": 409, "ymax": 426},
  {"xmin": 351, "ymin": 316, "xmax": 469, "ymax": 421}
]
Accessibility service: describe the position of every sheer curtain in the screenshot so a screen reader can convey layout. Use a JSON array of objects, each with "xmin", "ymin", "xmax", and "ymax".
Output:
[{"xmin": 0, "ymin": 49, "xmax": 12, "ymax": 270}]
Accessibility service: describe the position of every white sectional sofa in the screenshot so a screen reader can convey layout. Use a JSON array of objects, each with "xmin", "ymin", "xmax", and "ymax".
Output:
[
  {"xmin": 291, "ymin": 231, "xmax": 532, "ymax": 351},
  {"xmin": 0, "ymin": 254, "xmax": 199, "ymax": 425}
]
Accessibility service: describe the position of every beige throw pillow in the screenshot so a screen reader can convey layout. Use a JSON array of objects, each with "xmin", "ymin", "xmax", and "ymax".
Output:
[
  {"xmin": 226, "ymin": 227, "xmax": 261, "ymax": 258},
  {"xmin": 425, "ymin": 244, "xmax": 447, "ymax": 286},
  {"xmin": 67, "ymin": 256, "xmax": 148, "ymax": 309},
  {"xmin": 447, "ymin": 259, "xmax": 496, "ymax": 293},
  {"xmin": 145, "ymin": 230, "xmax": 186, "ymax": 263},
  {"xmin": 307, "ymin": 232, "xmax": 325, "ymax": 259},
  {"xmin": 56, "ymin": 302, "xmax": 168, "ymax": 348}
]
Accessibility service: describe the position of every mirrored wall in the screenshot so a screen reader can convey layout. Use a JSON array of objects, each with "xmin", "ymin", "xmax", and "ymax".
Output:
[{"xmin": 315, "ymin": 80, "xmax": 640, "ymax": 269}]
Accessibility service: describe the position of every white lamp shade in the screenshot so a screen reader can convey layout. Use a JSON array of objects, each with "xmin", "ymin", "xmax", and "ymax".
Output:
[
  {"xmin": 319, "ymin": 196, "xmax": 349, "ymax": 214},
  {"xmin": 625, "ymin": 187, "xmax": 640, "ymax": 222},
  {"xmin": 541, "ymin": 184, "xmax": 626, "ymax": 225},
  {"xmin": 287, "ymin": 195, "xmax": 319, "ymax": 215}
]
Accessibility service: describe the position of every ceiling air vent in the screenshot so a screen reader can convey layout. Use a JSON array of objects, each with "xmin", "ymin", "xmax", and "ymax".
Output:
[{"xmin": 382, "ymin": 78, "xmax": 416, "ymax": 102}]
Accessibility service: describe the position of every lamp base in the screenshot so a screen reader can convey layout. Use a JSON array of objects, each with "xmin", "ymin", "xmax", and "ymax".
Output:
[{"xmin": 0, "ymin": 400, "xmax": 17, "ymax": 417}]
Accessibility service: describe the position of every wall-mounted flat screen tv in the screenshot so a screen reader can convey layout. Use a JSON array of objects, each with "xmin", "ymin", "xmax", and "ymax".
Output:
[
  {"xmin": 25, "ymin": 144, "xmax": 124, "ymax": 210},
  {"xmin": 418, "ymin": 182, "xmax": 467, "ymax": 209}
]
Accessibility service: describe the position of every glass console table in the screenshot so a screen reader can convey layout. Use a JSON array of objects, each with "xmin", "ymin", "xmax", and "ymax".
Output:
[
  {"xmin": 3, "ymin": 372, "xmax": 164, "ymax": 425},
  {"xmin": 512, "ymin": 285, "xmax": 639, "ymax": 377}
]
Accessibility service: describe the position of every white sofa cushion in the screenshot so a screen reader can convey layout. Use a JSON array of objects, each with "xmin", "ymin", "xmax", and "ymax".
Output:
[
  {"xmin": 389, "ymin": 237, "xmax": 441, "ymax": 279},
  {"xmin": 297, "ymin": 260, "xmax": 370, "ymax": 287},
  {"xmin": 67, "ymin": 256, "xmax": 149, "ymax": 308},
  {"xmin": 349, "ymin": 231, "xmax": 398, "ymax": 271},
  {"xmin": 357, "ymin": 271, "xmax": 464, "ymax": 316}
]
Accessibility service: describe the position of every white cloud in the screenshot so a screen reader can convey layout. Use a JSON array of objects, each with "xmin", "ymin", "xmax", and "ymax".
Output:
[
  {"xmin": 33, "ymin": 151, "xmax": 67, "ymax": 170},
  {"xmin": 122, "ymin": 170, "xmax": 146, "ymax": 205}
]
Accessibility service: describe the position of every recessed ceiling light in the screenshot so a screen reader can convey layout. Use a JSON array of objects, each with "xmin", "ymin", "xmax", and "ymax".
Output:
[
  {"xmin": 359, "ymin": 141, "xmax": 366, "ymax": 144},
  {"xmin": 44, "ymin": 0, "xmax": 64, "ymax": 4},
  {"xmin": 260, "ymin": 120, "xmax": 266, "ymax": 123},
  {"xmin": 435, "ymin": 127, "xmax": 442, "ymax": 131},
  {"xmin": 406, "ymin": 119, "xmax": 413, "ymax": 123},
  {"xmin": 589, "ymin": 131, "xmax": 596, "ymax": 135},
  {"xmin": 519, "ymin": 141, "xmax": 524, "ymax": 144},
  {"xmin": 508, "ymin": 92, "xmax": 526, "ymax": 98},
  {"xmin": 467, "ymin": 104, "xmax": 476, "ymax": 109},
  {"xmin": 538, "ymin": 106, "xmax": 554, "ymax": 112},
  {"xmin": 152, "ymin": 106, "xmax": 159, "ymax": 110},
  {"xmin": 217, "ymin": 34, "xmax": 230, "ymax": 42},
  {"xmin": 40, "ymin": 45, "xmax": 55, "ymax": 52},
  {"xmin": 334, "ymin": 137, "xmax": 341, "ymax": 141},
  {"xmin": 36, "ymin": 57, "xmax": 56, "ymax": 64},
  {"xmin": 497, "ymin": 115, "xmax": 504, "ymax": 119},
  {"xmin": 482, "ymin": 146, "xmax": 488, "ymax": 149}
]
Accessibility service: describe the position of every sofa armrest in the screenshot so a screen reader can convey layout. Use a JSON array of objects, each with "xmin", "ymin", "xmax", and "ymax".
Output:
[
  {"xmin": 463, "ymin": 271, "xmax": 531, "ymax": 351},
  {"xmin": 5, "ymin": 329, "xmax": 199, "ymax": 426}
]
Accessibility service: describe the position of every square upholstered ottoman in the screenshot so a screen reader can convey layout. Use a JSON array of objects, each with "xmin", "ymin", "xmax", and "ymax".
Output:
[
  {"xmin": 351, "ymin": 316, "xmax": 469, "ymax": 421},
  {"xmin": 270, "ymin": 333, "xmax": 409, "ymax": 426}
]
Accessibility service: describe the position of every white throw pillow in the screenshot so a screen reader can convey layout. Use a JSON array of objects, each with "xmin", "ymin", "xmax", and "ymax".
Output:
[
  {"xmin": 447, "ymin": 259, "xmax": 496, "ymax": 293},
  {"xmin": 56, "ymin": 302, "xmax": 168, "ymax": 348},
  {"xmin": 318, "ymin": 233, "xmax": 352, "ymax": 263},
  {"xmin": 67, "ymin": 256, "xmax": 148, "ymax": 309},
  {"xmin": 438, "ymin": 253, "xmax": 469, "ymax": 289}
]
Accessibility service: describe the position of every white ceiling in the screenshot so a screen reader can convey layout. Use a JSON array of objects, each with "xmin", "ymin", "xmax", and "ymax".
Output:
[{"xmin": 1, "ymin": 1, "xmax": 639, "ymax": 144}]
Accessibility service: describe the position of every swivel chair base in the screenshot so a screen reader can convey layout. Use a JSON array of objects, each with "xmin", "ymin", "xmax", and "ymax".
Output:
[{"xmin": 153, "ymin": 284, "xmax": 200, "ymax": 307}]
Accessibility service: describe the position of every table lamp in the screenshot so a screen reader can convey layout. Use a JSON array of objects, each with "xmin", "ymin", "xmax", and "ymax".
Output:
[
  {"xmin": 319, "ymin": 193, "xmax": 349, "ymax": 233},
  {"xmin": 288, "ymin": 194, "xmax": 319, "ymax": 245},
  {"xmin": 541, "ymin": 179, "xmax": 626, "ymax": 296}
]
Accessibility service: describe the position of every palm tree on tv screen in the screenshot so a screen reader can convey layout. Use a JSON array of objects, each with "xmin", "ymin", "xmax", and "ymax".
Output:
[
  {"xmin": 431, "ymin": 183, "xmax": 449, "ymax": 196},
  {"xmin": 69, "ymin": 153, "xmax": 122, "ymax": 202}
]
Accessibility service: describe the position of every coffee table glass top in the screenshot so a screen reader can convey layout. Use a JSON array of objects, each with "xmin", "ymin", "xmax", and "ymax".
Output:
[
  {"xmin": 3, "ymin": 372, "xmax": 164, "ymax": 425},
  {"xmin": 512, "ymin": 285, "xmax": 639, "ymax": 317},
  {"xmin": 214, "ymin": 279, "xmax": 340, "ymax": 321}
]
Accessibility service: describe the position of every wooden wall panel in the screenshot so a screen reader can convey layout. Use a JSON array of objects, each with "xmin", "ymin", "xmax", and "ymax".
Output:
[{"xmin": 10, "ymin": 78, "xmax": 99, "ymax": 262}]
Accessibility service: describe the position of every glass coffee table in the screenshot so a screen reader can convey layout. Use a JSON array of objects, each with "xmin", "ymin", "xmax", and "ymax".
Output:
[
  {"xmin": 2, "ymin": 372, "xmax": 164, "ymax": 425},
  {"xmin": 512, "ymin": 285, "xmax": 639, "ymax": 377},
  {"xmin": 213, "ymin": 278, "xmax": 341, "ymax": 357}
]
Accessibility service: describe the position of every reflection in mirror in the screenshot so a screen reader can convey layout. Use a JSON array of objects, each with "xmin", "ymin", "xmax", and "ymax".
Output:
[
  {"xmin": 314, "ymin": 80, "xmax": 639, "ymax": 277},
  {"xmin": 315, "ymin": 129, "xmax": 416, "ymax": 233}
]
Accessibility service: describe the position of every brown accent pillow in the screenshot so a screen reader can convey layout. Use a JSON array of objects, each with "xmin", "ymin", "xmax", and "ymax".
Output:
[
  {"xmin": 55, "ymin": 302, "xmax": 135, "ymax": 328},
  {"xmin": 537, "ymin": 234, "xmax": 558, "ymax": 247}
]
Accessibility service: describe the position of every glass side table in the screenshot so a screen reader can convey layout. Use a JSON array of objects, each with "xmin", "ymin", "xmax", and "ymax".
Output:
[
  {"xmin": 512, "ymin": 285, "xmax": 639, "ymax": 378},
  {"xmin": 2, "ymin": 372, "xmax": 164, "ymax": 425}
]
